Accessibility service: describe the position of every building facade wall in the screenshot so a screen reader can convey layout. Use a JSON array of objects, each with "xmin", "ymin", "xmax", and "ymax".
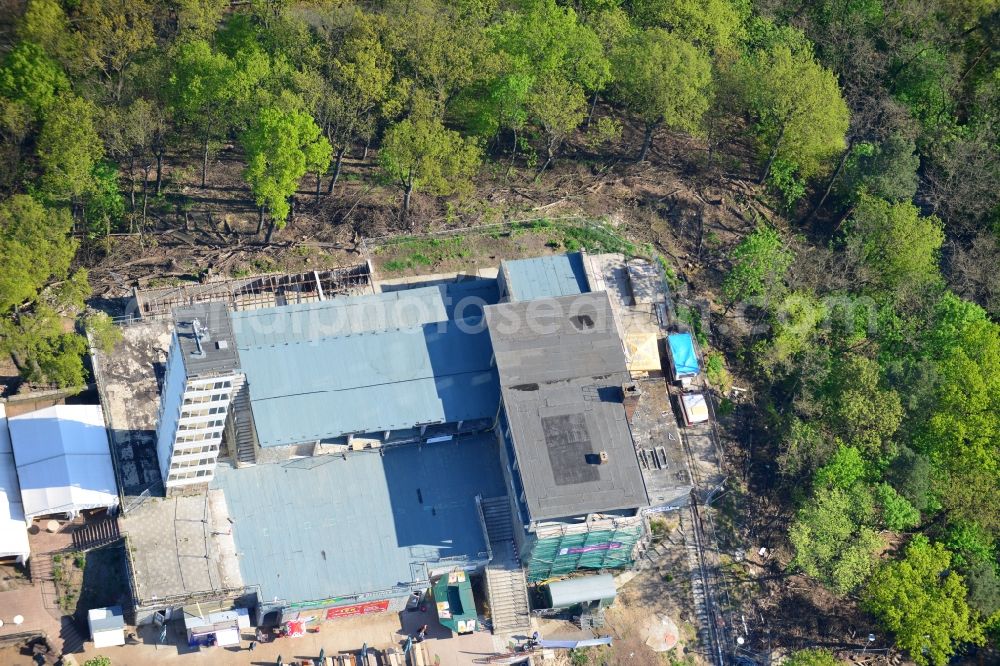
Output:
[
  {"xmin": 165, "ymin": 375, "xmax": 239, "ymax": 488},
  {"xmin": 155, "ymin": 334, "xmax": 186, "ymax": 483},
  {"xmin": 155, "ymin": 331, "xmax": 241, "ymax": 490}
]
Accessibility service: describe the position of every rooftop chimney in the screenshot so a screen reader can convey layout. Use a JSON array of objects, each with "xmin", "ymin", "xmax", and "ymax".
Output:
[{"xmin": 622, "ymin": 381, "xmax": 641, "ymax": 424}]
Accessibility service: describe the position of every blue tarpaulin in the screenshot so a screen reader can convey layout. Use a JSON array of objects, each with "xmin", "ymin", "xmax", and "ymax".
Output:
[{"xmin": 668, "ymin": 333, "xmax": 699, "ymax": 378}]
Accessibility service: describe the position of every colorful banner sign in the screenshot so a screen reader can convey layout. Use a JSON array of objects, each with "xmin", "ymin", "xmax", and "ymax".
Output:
[
  {"xmin": 559, "ymin": 542, "xmax": 623, "ymax": 556},
  {"xmin": 326, "ymin": 599, "xmax": 390, "ymax": 620}
]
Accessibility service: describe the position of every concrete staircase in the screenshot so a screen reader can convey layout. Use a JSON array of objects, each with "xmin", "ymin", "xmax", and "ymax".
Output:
[
  {"xmin": 231, "ymin": 379, "xmax": 258, "ymax": 467},
  {"xmin": 480, "ymin": 497, "xmax": 530, "ymax": 633},
  {"xmin": 481, "ymin": 496, "xmax": 514, "ymax": 543},
  {"xmin": 72, "ymin": 517, "xmax": 121, "ymax": 551},
  {"xmin": 60, "ymin": 616, "xmax": 87, "ymax": 655},
  {"xmin": 30, "ymin": 551, "xmax": 53, "ymax": 583}
]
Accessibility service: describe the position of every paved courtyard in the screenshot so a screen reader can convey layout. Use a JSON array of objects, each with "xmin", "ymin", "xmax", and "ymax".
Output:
[{"xmin": 71, "ymin": 608, "xmax": 505, "ymax": 666}]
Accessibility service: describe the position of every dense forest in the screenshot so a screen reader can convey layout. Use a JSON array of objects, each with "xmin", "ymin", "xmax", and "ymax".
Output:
[{"xmin": 0, "ymin": 0, "xmax": 998, "ymax": 664}]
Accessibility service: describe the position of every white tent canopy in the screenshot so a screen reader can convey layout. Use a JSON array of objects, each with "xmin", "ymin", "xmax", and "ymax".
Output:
[
  {"xmin": 0, "ymin": 405, "xmax": 30, "ymax": 563},
  {"xmin": 8, "ymin": 405, "xmax": 119, "ymax": 522}
]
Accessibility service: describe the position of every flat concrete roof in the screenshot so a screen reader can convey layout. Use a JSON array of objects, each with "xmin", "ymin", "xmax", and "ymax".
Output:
[
  {"xmin": 91, "ymin": 319, "xmax": 172, "ymax": 498},
  {"xmin": 173, "ymin": 302, "xmax": 241, "ymax": 378},
  {"xmin": 485, "ymin": 293, "xmax": 648, "ymax": 521},
  {"xmin": 212, "ymin": 434, "xmax": 505, "ymax": 604}
]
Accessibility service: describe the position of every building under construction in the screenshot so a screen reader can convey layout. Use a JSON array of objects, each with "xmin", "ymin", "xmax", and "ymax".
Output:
[{"xmin": 91, "ymin": 251, "xmax": 692, "ymax": 636}]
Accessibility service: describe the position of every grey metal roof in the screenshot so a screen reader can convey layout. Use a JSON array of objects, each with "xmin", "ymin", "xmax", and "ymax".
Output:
[
  {"xmin": 501, "ymin": 253, "xmax": 589, "ymax": 302},
  {"xmin": 229, "ymin": 282, "xmax": 501, "ymax": 446},
  {"xmin": 211, "ymin": 434, "xmax": 505, "ymax": 604},
  {"xmin": 172, "ymin": 302, "xmax": 241, "ymax": 377},
  {"xmin": 88, "ymin": 606, "xmax": 125, "ymax": 633},
  {"xmin": 547, "ymin": 573, "xmax": 617, "ymax": 607},
  {"xmin": 485, "ymin": 293, "xmax": 649, "ymax": 521}
]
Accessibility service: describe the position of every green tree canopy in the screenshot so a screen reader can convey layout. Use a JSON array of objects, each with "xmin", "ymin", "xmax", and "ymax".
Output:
[
  {"xmin": 166, "ymin": 39, "xmax": 235, "ymax": 186},
  {"xmin": 0, "ymin": 195, "xmax": 88, "ymax": 387},
  {"xmin": 843, "ymin": 194, "xmax": 944, "ymax": 298},
  {"xmin": 789, "ymin": 484, "xmax": 883, "ymax": 595},
  {"xmin": 76, "ymin": 0, "xmax": 155, "ymax": 100},
  {"xmin": 36, "ymin": 93, "xmax": 104, "ymax": 200},
  {"xmin": 819, "ymin": 354, "xmax": 903, "ymax": 462},
  {"xmin": 316, "ymin": 8, "xmax": 398, "ymax": 193},
  {"xmin": 378, "ymin": 114, "xmax": 482, "ymax": 226},
  {"xmin": 610, "ymin": 28, "xmax": 713, "ymax": 161},
  {"xmin": 864, "ymin": 535, "xmax": 983, "ymax": 666},
  {"xmin": 722, "ymin": 225, "xmax": 793, "ymax": 307},
  {"xmin": 241, "ymin": 107, "xmax": 332, "ymax": 241},
  {"xmin": 732, "ymin": 40, "xmax": 849, "ymax": 181},
  {"xmin": 0, "ymin": 41, "xmax": 69, "ymax": 118},
  {"xmin": 0, "ymin": 194, "xmax": 76, "ymax": 312},
  {"xmin": 627, "ymin": 0, "xmax": 748, "ymax": 52}
]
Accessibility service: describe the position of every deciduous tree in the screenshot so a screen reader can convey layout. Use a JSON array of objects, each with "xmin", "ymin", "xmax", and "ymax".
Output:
[
  {"xmin": 843, "ymin": 194, "xmax": 944, "ymax": 298},
  {"xmin": 0, "ymin": 194, "xmax": 88, "ymax": 387},
  {"xmin": 36, "ymin": 94, "xmax": 104, "ymax": 202},
  {"xmin": 721, "ymin": 225, "xmax": 793, "ymax": 308},
  {"xmin": 864, "ymin": 535, "xmax": 983, "ymax": 666},
  {"xmin": 733, "ymin": 40, "xmax": 849, "ymax": 182},
  {"xmin": 378, "ymin": 114, "xmax": 481, "ymax": 227},
  {"xmin": 241, "ymin": 107, "xmax": 332, "ymax": 243},
  {"xmin": 610, "ymin": 28, "xmax": 712, "ymax": 161},
  {"xmin": 165, "ymin": 40, "xmax": 233, "ymax": 187}
]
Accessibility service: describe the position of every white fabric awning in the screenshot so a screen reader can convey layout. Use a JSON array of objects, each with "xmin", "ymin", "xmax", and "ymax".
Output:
[
  {"xmin": 8, "ymin": 405, "xmax": 119, "ymax": 521},
  {"xmin": 0, "ymin": 405, "xmax": 30, "ymax": 562}
]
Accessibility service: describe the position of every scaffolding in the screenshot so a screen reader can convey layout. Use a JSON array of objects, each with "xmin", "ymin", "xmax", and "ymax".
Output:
[
  {"xmin": 525, "ymin": 517, "xmax": 645, "ymax": 582},
  {"xmin": 132, "ymin": 262, "xmax": 374, "ymax": 320}
]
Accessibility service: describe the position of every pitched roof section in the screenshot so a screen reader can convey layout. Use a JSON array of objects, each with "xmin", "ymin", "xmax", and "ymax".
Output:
[
  {"xmin": 485, "ymin": 292, "xmax": 648, "ymax": 521},
  {"xmin": 8, "ymin": 405, "xmax": 119, "ymax": 520},
  {"xmin": 230, "ymin": 281, "xmax": 502, "ymax": 446},
  {"xmin": 501, "ymin": 253, "xmax": 589, "ymax": 302}
]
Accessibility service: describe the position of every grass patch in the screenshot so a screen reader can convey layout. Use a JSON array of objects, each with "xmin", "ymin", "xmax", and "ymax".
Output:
[
  {"xmin": 560, "ymin": 223, "xmax": 636, "ymax": 255},
  {"xmin": 379, "ymin": 236, "xmax": 469, "ymax": 272},
  {"xmin": 52, "ymin": 550, "xmax": 86, "ymax": 613},
  {"xmin": 676, "ymin": 304, "xmax": 708, "ymax": 347},
  {"xmin": 372, "ymin": 218, "xmax": 635, "ymax": 275},
  {"xmin": 705, "ymin": 350, "xmax": 732, "ymax": 391}
]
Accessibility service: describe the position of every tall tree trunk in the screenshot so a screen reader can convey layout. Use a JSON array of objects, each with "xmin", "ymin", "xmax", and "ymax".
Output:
[
  {"xmin": 759, "ymin": 124, "xmax": 786, "ymax": 184},
  {"xmin": 637, "ymin": 121, "xmax": 657, "ymax": 162},
  {"xmin": 401, "ymin": 179, "xmax": 414, "ymax": 228},
  {"xmin": 315, "ymin": 172, "xmax": 322, "ymax": 204},
  {"xmin": 141, "ymin": 163, "xmax": 151, "ymax": 227},
  {"xmin": 127, "ymin": 156, "xmax": 136, "ymax": 210},
  {"xmin": 585, "ymin": 91, "xmax": 599, "ymax": 130},
  {"xmin": 201, "ymin": 136, "xmax": 209, "ymax": 187},
  {"xmin": 264, "ymin": 216, "xmax": 276, "ymax": 245},
  {"xmin": 256, "ymin": 206, "xmax": 265, "ymax": 235},
  {"xmin": 362, "ymin": 136, "xmax": 370, "ymax": 161},
  {"xmin": 327, "ymin": 146, "xmax": 346, "ymax": 194},
  {"xmin": 155, "ymin": 150, "xmax": 164, "ymax": 196},
  {"xmin": 805, "ymin": 140, "xmax": 853, "ymax": 225},
  {"xmin": 505, "ymin": 128, "xmax": 518, "ymax": 181},
  {"xmin": 537, "ymin": 139, "xmax": 555, "ymax": 177}
]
